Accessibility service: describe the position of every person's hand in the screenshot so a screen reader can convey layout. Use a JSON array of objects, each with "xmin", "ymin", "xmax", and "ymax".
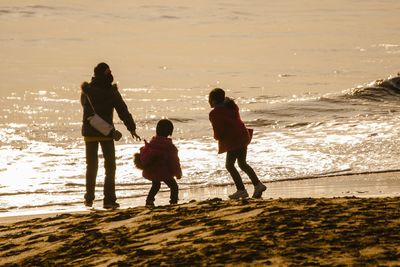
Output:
[
  {"xmin": 112, "ymin": 130, "xmax": 122, "ymax": 141},
  {"xmin": 130, "ymin": 130, "xmax": 141, "ymax": 141}
]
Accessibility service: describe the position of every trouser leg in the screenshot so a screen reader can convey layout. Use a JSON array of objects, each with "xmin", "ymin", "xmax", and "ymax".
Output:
[
  {"xmin": 164, "ymin": 178, "xmax": 179, "ymax": 204},
  {"xmin": 237, "ymin": 147, "xmax": 260, "ymax": 186},
  {"xmin": 85, "ymin": 141, "xmax": 99, "ymax": 202},
  {"xmin": 147, "ymin": 180, "xmax": 161, "ymax": 204},
  {"xmin": 100, "ymin": 141, "xmax": 116, "ymax": 204},
  {"xmin": 226, "ymin": 150, "xmax": 245, "ymax": 191}
]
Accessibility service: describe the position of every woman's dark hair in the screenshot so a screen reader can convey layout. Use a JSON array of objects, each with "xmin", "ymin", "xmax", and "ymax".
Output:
[
  {"xmin": 94, "ymin": 62, "xmax": 110, "ymax": 77},
  {"xmin": 156, "ymin": 119, "xmax": 174, "ymax": 137},
  {"xmin": 209, "ymin": 88, "xmax": 225, "ymax": 104}
]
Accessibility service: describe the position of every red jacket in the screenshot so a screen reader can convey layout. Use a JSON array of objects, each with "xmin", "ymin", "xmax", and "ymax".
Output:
[
  {"xmin": 209, "ymin": 98, "xmax": 253, "ymax": 154},
  {"xmin": 140, "ymin": 136, "xmax": 182, "ymax": 181}
]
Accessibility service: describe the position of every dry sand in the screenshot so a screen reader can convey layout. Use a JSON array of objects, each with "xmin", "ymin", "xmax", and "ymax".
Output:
[
  {"xmin": 0, "ymin": 197, "xmax": 399, "ymax": 266},
  {"xmin": 0, "ymin": 172, "xmax": 400, "ymax": 266}
]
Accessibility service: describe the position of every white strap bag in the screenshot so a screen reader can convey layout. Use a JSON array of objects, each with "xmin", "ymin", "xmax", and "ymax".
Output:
[{"xmin": 85, "ymin": 94, "xmax": 114, "ymax": 136}]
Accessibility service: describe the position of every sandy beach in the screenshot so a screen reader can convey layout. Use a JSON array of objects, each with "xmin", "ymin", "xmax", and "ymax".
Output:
[{"xmin": 1, "ymin": 172, "xmax": 399, "ymax": 266}]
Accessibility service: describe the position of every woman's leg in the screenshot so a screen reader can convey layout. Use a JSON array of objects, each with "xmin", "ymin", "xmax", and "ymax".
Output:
[
  {"xmin": 226, "ymin": 150, "xmax": 245, "ymax": 191},
  {"xmin": 85, "ymin": 141, "xmax": 99, "ymax": 204},
  {"xmin": 164, "ymin": 178, "xmax": 179, "ymax": 204},
  {"xmin": 236, "ymin": 147, "xmax": 261, "ymax": 186},
  {"xmin": 100, "ymin": 141, "xmax": 116, "ymax": 205},
  {"xmin": 147, "ymin": 180, "xmax": 161, "ymax": 205}
]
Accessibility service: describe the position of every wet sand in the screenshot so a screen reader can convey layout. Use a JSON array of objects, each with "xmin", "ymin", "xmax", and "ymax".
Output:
[
  {"xmin": 2, "ymin": 170, "xmax": 399, "ymax": 220},
  {"xmin": 1, "ymin": 172, "xmax": 400, "ymax": 266}
]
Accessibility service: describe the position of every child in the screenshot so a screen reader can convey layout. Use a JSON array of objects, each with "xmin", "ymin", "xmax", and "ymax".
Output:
[
  {"xmin": 134, "ymin": 119, "xmax": 182, "ymax": 207},
  {"xmin": 208, "ymin": 88, "xmax": 266, "ymax": 199}
]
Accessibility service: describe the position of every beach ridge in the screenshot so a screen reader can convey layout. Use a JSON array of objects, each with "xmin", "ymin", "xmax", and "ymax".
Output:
[{"xmin": 1, "ymin": 197, "xmax": 399, "ymax": 266}]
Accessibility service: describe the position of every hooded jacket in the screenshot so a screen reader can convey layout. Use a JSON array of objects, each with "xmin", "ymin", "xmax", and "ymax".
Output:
[
  {"xmin": 140, "ymin": 136, "xmax": 182, "ymax": 181},
  {"xmin": 81, "ymin": 79, "xmax": 136, "ymax": 137},
  {"xmin": 209, "ymin": 98, "xmax": 253, "ymax": 154}
]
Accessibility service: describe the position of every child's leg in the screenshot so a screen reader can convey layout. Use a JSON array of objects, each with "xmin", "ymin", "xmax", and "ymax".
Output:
[
  {"xmin": 146, "ymin": 180, "xmax": 161, "ymax": 205},
  {"xmin": 164, "ymin": 178, "xmax": 179, "ymax": 204},
  {"xmin": 236, "ymin": 147, "xmax": 261, "ymax": 186},
  {"xmin": 237, "ymin": 147, "xmax": 266, "ymax": 198},
  {"xmin": 226, "ymin": 150, "xmax": 245, "ymax": 191}
]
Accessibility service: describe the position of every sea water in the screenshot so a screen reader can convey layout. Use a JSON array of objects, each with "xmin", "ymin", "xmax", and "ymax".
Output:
[{"xmin": 0, "ymin": 1, "xmax": 399, "ymax": 215}]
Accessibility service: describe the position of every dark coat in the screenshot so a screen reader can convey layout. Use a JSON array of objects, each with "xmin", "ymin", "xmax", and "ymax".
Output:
[
  {"xmin": 81, "ymin": 80, "xmax": 136, "ymax": 137},
  {"xmin": 140, "ymin": 136, "xmax": 182, "ymax": 182},
  {"xmin": 209, "ymin": 98, "xmax": 253, "ymax": 154}
]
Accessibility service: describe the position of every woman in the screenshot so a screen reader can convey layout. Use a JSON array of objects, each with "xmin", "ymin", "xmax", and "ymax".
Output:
[{"xmin": 81, "ymin": 62, "xmax": 140, "ymax": 209}]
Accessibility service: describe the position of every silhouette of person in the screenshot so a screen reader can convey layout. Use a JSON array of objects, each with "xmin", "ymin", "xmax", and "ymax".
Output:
[
  {"xmin": 134, "ymin": 119, "xmax": 182, "ymax": 207},
  {"xmin": 208, "ymin": 88, "xmax": 266, "ymax": 199},
  {"xmin": 80, "ymin": 62, "xmax": 140, "ymax": 209}
]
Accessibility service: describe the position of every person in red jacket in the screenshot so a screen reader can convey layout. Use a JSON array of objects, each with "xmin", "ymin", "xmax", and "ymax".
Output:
[
  {"xmin": 209, "ymin": 88, "xmax": 266, "ymax": 199},
  {"xmin": 138, "ymin": 119, "xmax": 182, "ymax": 207}
]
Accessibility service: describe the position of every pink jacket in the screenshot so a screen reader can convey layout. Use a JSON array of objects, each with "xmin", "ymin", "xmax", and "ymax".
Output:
[{"xmin": 140, "ymin": 136, "xmax": 182, "ymax": 181}]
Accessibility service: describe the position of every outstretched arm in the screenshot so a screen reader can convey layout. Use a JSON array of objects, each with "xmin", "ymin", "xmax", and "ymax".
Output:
[{"xmin": 112, "ymin": 85, "xmax": 141, "ymax": 140}]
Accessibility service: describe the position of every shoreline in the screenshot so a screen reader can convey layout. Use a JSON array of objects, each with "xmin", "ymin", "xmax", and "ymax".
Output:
[{"xmin": 1, "ymin": 170, "xmax": 399, "ymax": 223}]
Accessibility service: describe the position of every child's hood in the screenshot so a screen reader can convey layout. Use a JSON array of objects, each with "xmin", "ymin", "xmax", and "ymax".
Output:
[
  {"xmin": 148, "ymin": 136, "xmax": 175, "ymax": 149},
  {"xmin": 223, "ymin": 97, "xmax": 238, "ymax": 110},
  {"xmin": 211, "ymin": 97, "xmax": 238, "ymax": 114},
  {"xmin": 140, "ymin": 136, "xmax": 176, "ymax": 155}
]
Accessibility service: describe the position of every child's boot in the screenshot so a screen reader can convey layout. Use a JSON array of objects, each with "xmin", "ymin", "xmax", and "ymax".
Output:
[
  {"xmin": 252, "ymin": 182, "xmax": 267, "ymax": 198},
  {"xmin": 145, "ymin": 201, "xmax": 155, "ymax": 208},
  {"xmin": 229, "ymin": 189, "xmax": 249, "ymax": 199}
]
